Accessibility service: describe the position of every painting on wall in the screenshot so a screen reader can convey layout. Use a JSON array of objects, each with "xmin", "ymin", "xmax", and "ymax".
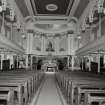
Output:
[
  {"xmin": 33, "ymin": 36, "xmax": 41, "ymax": 51},
  {"xmin": 59, "ymin": 37, "xmax": 67, "ymax": 51},
  {"xmin": 46, "ymin": 39, "xmax": 55, "ymax": 52}
]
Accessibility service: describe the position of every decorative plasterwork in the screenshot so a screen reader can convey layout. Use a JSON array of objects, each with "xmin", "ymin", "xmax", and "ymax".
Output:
[
  {"xmin": 25, "ymin": 18, "xmax": 77, "ymax": 35},
  {"xmin": 77, "ymin": 0, "xmax": 94, "ymax": 32},
  {"xmin": 46, "ymin": 4, "xmax": 58, "ymax": 12},
  {"xmin": 68, "ymin": 0, "xmax": 80, "ymax": 21},
  {"xmin": 8, "ymin": 0, "xmax": 25, "ymax": 23},
  {"xmin": 30, "ymin": 0, "xmax": 74, "ymax": 16}
]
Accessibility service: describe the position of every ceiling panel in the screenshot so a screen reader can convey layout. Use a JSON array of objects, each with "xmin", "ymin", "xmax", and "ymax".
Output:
[
  {"xmin": 74, "ymin": 0, "xmax": 89, "ymax": 19},
  {"xmin": 15, "ymin": 0, "xmax": 30, "ymax": 17},
  {"xmin": 30, "ymin": 0, "xmax": 74, "ymax": 16}
]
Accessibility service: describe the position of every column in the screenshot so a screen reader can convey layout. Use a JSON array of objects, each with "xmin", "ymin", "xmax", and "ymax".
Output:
[
  {"xmin": 97, "ymin": 14, "xmax": 102, "ymax": 38},
  {"xmin": 71, "ymin": 55, "xmax": 75, "ymax": 71},
  {"xmin": 68, "ymin": 34, "xmax": 75, "ymax": 55},
  {"xmin": 31, "ymin": 55, "xmax": 33, "ymax": 70},
  {"xmin": 41, "ymin": 35, "xmax": 46, "ymax": 53},
  {"xmin": 88, "ymin": 56, "xmax": 91, "ymax": 72},
  {"xmin": 1, "ymin": 54, "xmax": 4, "ymax": 70},
  {"xmin": 41, "ymin": 35, "xmax": 44, "ymax": 52},
  {"xmin": 97, "ymin": 54, "xmax": 101, "ymax": 73},
  {"xmin": 68, "ymin": 34, "xmax": 71, "ymax": 55},
  {"xmin": 71, "ymin": 36, "xmax": 75, "ymax": 55},
  {"xmin": 1, "ymin": 12, "xmax": 5, "ymax": 36},
  {"xmin": 10, "ymin": 23, "xmax": 13, "ymax": 41},
  {"xmin": 7, "ymin": 54, "xmax": 14, "ymax": 70},
  {"xmin": 104, "ymin": 55, "xmax": 105, "ymax": 68},
  {"xmin": 81, "ymin": 57, "xmax": 84, "ymax": 71},
  {"xmin": 26, "ymin": 32, "xmax": 33, "ymax": 54},
  {"xmin": 1, "ymin": 53, "xmax": 7, "ymax": 70},
  {"xmin": 55, "ymin": 37, "xmax": 59, "ymax": 54},
  {"xmin": 67, "ymin": 56, "xmax": 70, "ymax": 68},
  {"xmin": 25, "ymin": 55, "xmax": 29, "ymax": 69},
  {"xmin": 17, "ymin": 55, "xmax": 19, "ymax": 69}
]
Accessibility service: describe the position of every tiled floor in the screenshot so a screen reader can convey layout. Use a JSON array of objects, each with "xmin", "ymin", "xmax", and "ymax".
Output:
[{"xmin": 30, "ymin": 73, "xmax": 66, "ymax": 105}]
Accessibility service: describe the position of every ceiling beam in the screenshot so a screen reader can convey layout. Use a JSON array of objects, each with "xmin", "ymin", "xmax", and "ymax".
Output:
[
  {"xmin": 66, "ymin": 0, "xmax": 75, "ymax": 15},
  {"xmin": 68, "ymin": 0, "xmax": 80, "ymax": 21},
  {"xmin": 30, "ymin": 0, "xmax": 38, "ymax": 15},
  {"xmin": 34, "ymin": 16, "xmax": 68, "ymax": 19},
  {"xmin": 25, "ymin": 15, "xmax": 69, "ymax": 24},
  {"xmin": 24, "ymin": 0, "xmax": 34, "ymax": 16}
]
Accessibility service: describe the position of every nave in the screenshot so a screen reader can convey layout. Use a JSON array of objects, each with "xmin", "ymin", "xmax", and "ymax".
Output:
[{"xmin": 0, "ymin": 0, "xmax": 105, "ymax": 105}]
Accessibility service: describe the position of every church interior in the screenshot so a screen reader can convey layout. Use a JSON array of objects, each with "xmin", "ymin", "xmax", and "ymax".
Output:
[{"xmin": 0, "ymin": 0, "xmax": 105, "ymax": 105}]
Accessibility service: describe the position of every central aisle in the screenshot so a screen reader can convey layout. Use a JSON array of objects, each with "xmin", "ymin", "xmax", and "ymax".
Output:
[{"xmin": 30, "ymin": 73, "xmax": 66, "ymax": 105}]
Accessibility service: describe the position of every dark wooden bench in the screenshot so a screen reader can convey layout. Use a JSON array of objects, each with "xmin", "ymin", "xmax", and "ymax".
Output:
[
  {"xmin": 56, "ymin": 71, "xmax": 105, "ymax": 105},
  {"xmin": 0, "ymin": 70, "xmax": 44, "ymax": 105}
]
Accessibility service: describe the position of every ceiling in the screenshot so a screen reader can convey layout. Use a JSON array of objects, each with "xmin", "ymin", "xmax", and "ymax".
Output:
[
  {"xmin": 14, "ymin": 0, "xmax": 90, "ymax": 34},
  {"xmin": 74, "ymin": 0, "xmax": 89, "ymax": 19},
  {"xmin": 30, "ymin": 0, "xmax": 74, "ymax": 16},
  {"xmin": 35, "ymin": 24, "xmax": 68, "ymax": 31},
  {"xmin": 15, "ymin": 0, "xmax": 75, "ymax": 17},
  {"xmin": 15, "ymin": 0, "xmax": 89, "ymax": 19},
  {"xmin": 33, "ymin": 23, "xmax": 76, "ymax": 33}
]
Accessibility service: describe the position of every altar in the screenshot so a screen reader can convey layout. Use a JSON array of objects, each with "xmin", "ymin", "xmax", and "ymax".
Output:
[{"xmin": 42, "ymin": 60, "xmax": 57, "ymax": 72}]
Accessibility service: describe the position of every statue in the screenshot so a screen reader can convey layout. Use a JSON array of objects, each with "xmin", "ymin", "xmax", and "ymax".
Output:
[{"xmin": 46, "ymin": 41, "xmax": 55, "ymax": 52}]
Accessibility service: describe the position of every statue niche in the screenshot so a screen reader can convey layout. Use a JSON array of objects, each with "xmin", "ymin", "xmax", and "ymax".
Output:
[{"xmin": 46, "ymin": 41, "xmax": 55, "ymax": 52}]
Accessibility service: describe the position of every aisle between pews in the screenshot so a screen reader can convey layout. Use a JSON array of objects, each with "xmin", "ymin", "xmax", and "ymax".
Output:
[{"xmin": 30, "ymin": 73, "xmax": 67, "ymax": 105}]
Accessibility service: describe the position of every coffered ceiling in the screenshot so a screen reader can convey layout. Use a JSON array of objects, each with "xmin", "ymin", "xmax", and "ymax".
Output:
[
  {"xmin": 14, "ymin": 0, "xmax": 90, "ymax": 34},
  {"xmin": 30, "ymin": 0, "xmax": 74, "ymax": 16},
  {"xmin": 14, "ymin": 0, "xmax": 89, "ymax": 20}
]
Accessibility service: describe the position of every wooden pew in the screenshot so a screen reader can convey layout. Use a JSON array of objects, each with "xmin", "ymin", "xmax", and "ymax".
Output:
[
  {"xmin": 0, "ymin": 75, "xmax": 32, "ymax": 103},
  {"xmin": 85, "ymin": 90, "xmax": 105, "ymax": 105},
  {"xmin": 0, "ymin": 70, "xmax": 44, "ymax": 105},
  {"xmin": 0, "ymin": 81, "xmax": 26, "ymax": 105},
  {"xmin": 0, "ymin": 87, "xmax": 16, "ymax": 105},
  {"xmin": 55, "ymin": 71, "xmax": 105, "ymax": 105},
  {"xmin": 72, "ymin": 84, "xmax": 105, "ymax": 105},
  {"xmin": 68, "ymin": 79, "xmax": 105, "ymax": 105}
]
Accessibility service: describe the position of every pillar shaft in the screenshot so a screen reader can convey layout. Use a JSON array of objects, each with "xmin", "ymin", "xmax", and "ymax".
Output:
[
  {"xmin": 89, "ymin": 56, "xmax": 91, "ymax": 72},
  {"xmin": 97, "ymin": 54, "xmax": 100, "ymax": 73},
  {"xmin": 72, "ymin": 56, "xmax": 75, "ymax": 71}
]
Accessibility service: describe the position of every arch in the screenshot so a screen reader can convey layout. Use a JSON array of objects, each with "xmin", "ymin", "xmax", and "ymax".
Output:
[
  {"xmin": 68, "ymin": 16, "xmax": 78, "ymax": 24},
  {"xmin": 25, "ymin": 16, "xmax": 34, "ymax": 23},
  {"xmin": 25, "ymin": 16, "xmax": 78, "ymax": 34}
]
